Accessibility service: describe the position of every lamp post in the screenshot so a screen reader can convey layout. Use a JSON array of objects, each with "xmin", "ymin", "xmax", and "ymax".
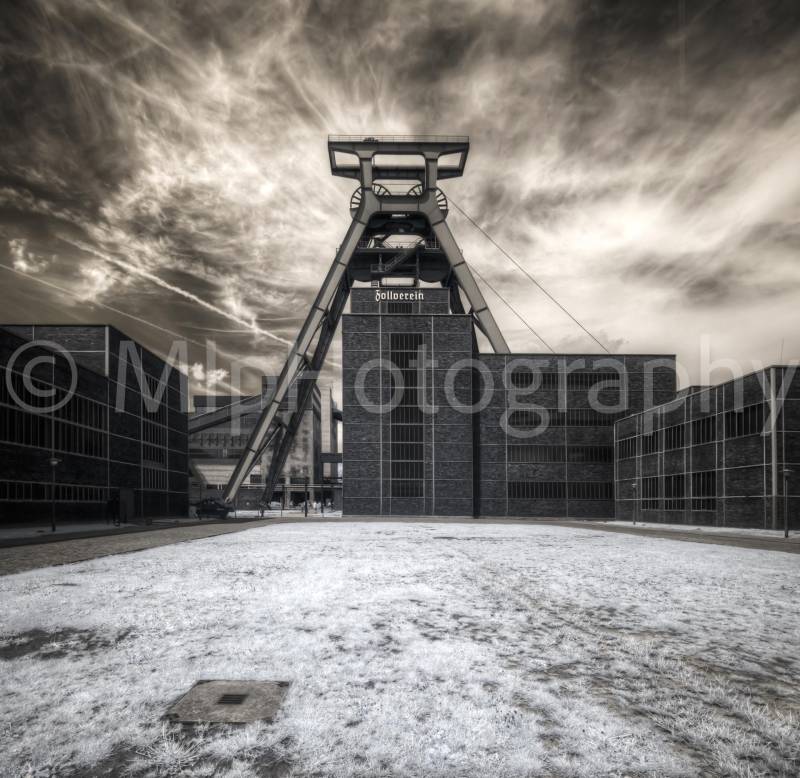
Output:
[
  {"xmin": 48, "ymin": 456, "xmax": 61, "ymax": 533},
  {"xmin": 782, "ymin": 467, "xmax": 792, "ymax": 539},
  {"xmin": 631, "ymin": 481, "xmax": 637, "ymax": 526},
  {"xmin": 303, "ymin": 466, "xmax": 309, "ymax": 518}
]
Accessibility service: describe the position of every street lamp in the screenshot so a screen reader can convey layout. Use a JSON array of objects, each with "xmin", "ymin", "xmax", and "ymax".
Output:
[
  {"xmin": 303, "ymin": 466, "xmax": 309, "ymax": 518},
  {"xmin": 631, "ymin": 481, "xmax": 637, "ymax": 526},
  {"xmin": 48, "ymin": 456, "xmax": 61, "ymax": 533},
  {"xmin": 782, "ymin": 467, "xmax": 792, "ymax": 539}
]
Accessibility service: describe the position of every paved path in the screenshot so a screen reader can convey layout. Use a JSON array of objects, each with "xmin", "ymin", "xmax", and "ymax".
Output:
[
  {"xmin": 2, "ymin": 516, "xmax": 797, "ymax": 576},
  {"xmin": 543, "ymin": 520, "xmax": 800, "ymax": 554},
  {"xmin": 0, "ymin": 520, "xmax": 276, "ymax": 576}
]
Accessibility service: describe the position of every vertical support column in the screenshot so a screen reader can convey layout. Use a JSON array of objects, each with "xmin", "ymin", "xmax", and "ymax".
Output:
[
  {"xmin": 769, "ymin": 366, "xmax": 778, "ymax": 529},
  {"xmin": 424, "ymin": 153, "xmax": 438, "ymax": 191},
  {"xmin": 359, "ymin": 155, "xmax": 373, "ymax": 190}
]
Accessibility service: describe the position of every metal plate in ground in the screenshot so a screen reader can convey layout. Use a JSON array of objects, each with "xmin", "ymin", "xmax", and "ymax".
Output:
[{"xmin": 167, "ymin": 680, "xmax": 290, "ymax": 723}]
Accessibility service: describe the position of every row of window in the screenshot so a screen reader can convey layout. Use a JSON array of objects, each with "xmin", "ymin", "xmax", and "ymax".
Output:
[
  {"xmin": 508, "ymin": 481, "xmax": 613, "ymax": 500},
  {"xmin": 618, "ymin": 404, "xmax": 768, "ymax": 460},
  {"xmin": 508, "ymin": 408, "xmax": 622, "ymax": 428},
  {"xmin": 639, "ymin": 471, "xmax": 717, "ymax": 511},
  {"xmin": 2, "ymin": 370, "xmax": 109, "ymax": 430},
  {"xmin": 508, "ymin": 445, "xmax": 613, "ymax": 463},
  {"xmin": 0, "ymin": 406, "xmax": 107, "ymax": 458},
  {"xmin": 725, "ymin": 404, "xmax": 765, "ymax": 438},
  {"xmin": 510, "ymin": 370, "xmax": 623, "ymax": 391},
  {"xmin": 387, "ymin": 302, "xmax": 414, "ymax": 315},
  {"xmin": 0, "ymin": 480, "xmax": 106, "ymax": 502}
]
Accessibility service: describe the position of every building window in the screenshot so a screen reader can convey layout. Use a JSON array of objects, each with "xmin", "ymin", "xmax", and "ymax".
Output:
[
  {"xmin": 143, "ymin": 467, "xmax": 167, "ymax": 491},
  {"xmin": 663, "ymin": 424, "xmax": 685, "ymax": 451},
  {"xmin": 509, "ymin": 369, "xmax": 559, "ymax": 389},
  {"xmin": 664, "ymin": 474, "xmax": 685, "ymax": 510},
  {"xmin": 691, "ymin": 416, "xmax": 716, "ymax": 445},
  {"xmin": 508, "ymin": 408, "xmax": 555, "ymax": 429},
  {"xmin": 507, "ymin": 408, "xmax": 621, "ymax": 430},
  {"xmin": 567, "ymin": 446, "xmax": 613, "ymax": 463},
  {"xmin": 567, "ymin": 481, "xmax": 613, "ymax": 500},
  {"xmin": 566, "ymin": 408, "xmax": 620, "ymax": 426},
  {"xmin": 387, "ymin": 302, "xmax": 413, "ymax": 314},
  {"xmin": 642, "ymin": 430, "xmax": 661, "ymax": 455},
  {"xmin": 0, "ymin": 480, "xmax": 105, "ymax": 502},
  {"xmin": 617, "ymin": 437, "xmax": 636, "ymax": 460},
  {"xmin": 642, "ymin": 476, "xmax": 659, "ymax": 510},
  {"xmin": 724, "ymin": 404, "xmax": 765, "ymax": 438},
  {"xmin": 508, "ymin": 445, "xmax": 565, "ymax": 463},
  {"xmin": 566, "ymin": 372, "xmax": 622, "ymax": 390},
  {"xmin": 691, "ymin": 471, "xmax": 716, "ymax": 511},
  {"xmin": 391, "ymin": 479, "xmax": 424, "ymax": 497},
  {"xmin": 507, "ymin": 445, "xmax": 610, "ymax": 463},
  {"xmin": 508, "ymin": 481, "xmax": 566, "ymax": 499},
  {"xmin": 390, "ymin": 333, "xmax": 424, "ymax": 499}
]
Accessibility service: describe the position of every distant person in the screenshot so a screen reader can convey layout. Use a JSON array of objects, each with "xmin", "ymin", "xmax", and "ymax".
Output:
[{"xmin": 108, "ymin": 491, "xmax": 120, "ymax": 527}]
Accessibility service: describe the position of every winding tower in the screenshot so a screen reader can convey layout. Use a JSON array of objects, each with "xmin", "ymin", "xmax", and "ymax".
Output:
[{"xmin": 220, "ymin": 135, "xmax": 509, "ymax": 504}]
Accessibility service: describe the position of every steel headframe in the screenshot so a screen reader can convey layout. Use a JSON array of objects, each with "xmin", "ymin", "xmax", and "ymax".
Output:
[{"xmin": 222, "ymin": 135, "xmax": 509, "ymax": 504}]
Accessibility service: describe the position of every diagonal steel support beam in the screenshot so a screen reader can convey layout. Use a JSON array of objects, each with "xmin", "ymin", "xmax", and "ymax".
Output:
[
  {"xmin": 258, "ymin": 273, "xmax": 352, "ymax": 505},
  {"xmin": 428, "ymin": 216, "xmax": 509, "ymax": 353},
  {"xmin": 223, "ymin": 214, "xmax": 366, "ymax": 502}
]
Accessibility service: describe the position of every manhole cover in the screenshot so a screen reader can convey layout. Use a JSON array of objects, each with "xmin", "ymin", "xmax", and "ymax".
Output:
[{"xmin": 167, "ymin": 680, "xmax": 290, "ymax": 724}]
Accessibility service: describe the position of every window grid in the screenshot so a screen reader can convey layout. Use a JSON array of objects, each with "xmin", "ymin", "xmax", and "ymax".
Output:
[
  {"xmin": 0, "ymin": 480, "xmax": 106, "ymax": 502},
  {"xmin": 691, "ymin": 470, "xmax": 717, "ymax": 511},
  {"xmin": 389, "ymin": 333, "xmax": 424, "ymax": 499},
  {"xmin": 642, "ymin": 476, "xmax": 659, "ymax": 510},
  {"xmin": 724, "ymin": 403, "xmax": 765, "ymax": 438},
  {"xmin": 508, "ymin": 408, "xmax": 622, "ymax": 429},
  {"xmin": 508, "ymin": 481, "xmax": 613, "ymax": 500},
  {"xmin": 664, "ymin": 473, "xmax": 686, "ymax": 510}
]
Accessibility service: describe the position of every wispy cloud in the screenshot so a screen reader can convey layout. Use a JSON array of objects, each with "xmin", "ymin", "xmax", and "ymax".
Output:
[{"xmin": 1, "ymin": 0, "xmax": 799, "ymax": 390}]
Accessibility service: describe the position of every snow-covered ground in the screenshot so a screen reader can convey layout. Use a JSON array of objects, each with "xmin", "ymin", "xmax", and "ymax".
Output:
[{"xmin": 1, "ymin": 522, "xmax": 798, "ymax": 778}]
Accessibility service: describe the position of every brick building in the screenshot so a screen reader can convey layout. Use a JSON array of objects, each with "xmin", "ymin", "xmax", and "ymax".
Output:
[
  {"xmin": 614, "ymin": 368, "xmax": 800, "ymax": 528},
  {"xmin": 341, "ymin": 288, "xmax": 675, "ymax": 518},
  {"xmin": 0, "ymin": 325, "xmax": 188, "ymax": 523}
]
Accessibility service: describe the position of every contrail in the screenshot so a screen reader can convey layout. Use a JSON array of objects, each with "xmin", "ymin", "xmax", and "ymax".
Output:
[
  {"xmin": 0, "ymin": 262, "xmax": 273, "ymax": 394},
  {"xmin": 66, "ymin": 239, "xmax": 294, "ymax": 347}
]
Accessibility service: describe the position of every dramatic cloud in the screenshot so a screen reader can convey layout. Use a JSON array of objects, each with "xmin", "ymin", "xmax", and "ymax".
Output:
[{"xmin": 1, "ymin": 0, "xmax": 799, "ymax": 395}]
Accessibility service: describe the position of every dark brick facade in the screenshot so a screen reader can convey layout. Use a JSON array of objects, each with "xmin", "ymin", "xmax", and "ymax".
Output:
[
  {"xmin": 343, "ymin": 289, "xmax": 473, "ymax": 515},
  {"xmin": 476, "ymin": 354, "xmax": 675, "ymax": 518},
  {"xmin": 615, "ymin": 367, "xmax": 800, "ymax": 529},
  {"xmin": 0, "ymin": 325, "xmax": 189, "ymax": 523},
  {"xmin": 342, "ymin": 289, "xmax": 676, "ymax": 518}
]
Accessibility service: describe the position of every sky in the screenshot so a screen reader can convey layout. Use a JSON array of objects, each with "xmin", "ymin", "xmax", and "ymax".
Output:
[{"xmin": 1, "ymin": 0, "xmax": 799, "ymax": 399}]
